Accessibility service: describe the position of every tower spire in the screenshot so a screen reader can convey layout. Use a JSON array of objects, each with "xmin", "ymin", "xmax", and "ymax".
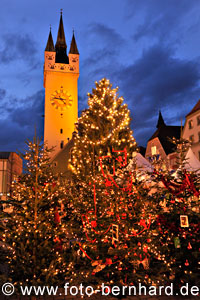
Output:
[
  {"xmin": 55, "ymin": 10, "xmax": 67, "ymax": 49},
  {"xmin": 55, "ymin": 10, "xmax": 68, "ymax": 63},
  {"xmin": 156, "ymin": 110, "xmax": 166, "ymax": 128},
  {"xmin": 45, "ymin": 26, "xmax": 55, "ymax": 52},
  {"xmin": 69, "ymin": 31, "xmax": 79, "ymax": 54}
]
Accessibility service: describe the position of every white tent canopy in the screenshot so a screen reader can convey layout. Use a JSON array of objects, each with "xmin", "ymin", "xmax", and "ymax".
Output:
[
  {"xmin": 129, "ymin": 152, "xmax": 154, "ymax": 173},
  {"xmin": 182, "ymin": 148, "xmax": 200, "ymax": 173}
]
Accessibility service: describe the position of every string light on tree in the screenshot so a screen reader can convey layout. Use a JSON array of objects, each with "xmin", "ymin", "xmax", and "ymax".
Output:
[
  {"xmin": 0, "ymin": 134, "xmax": 71, "ymax": 287},
  {"xmin": 66, "ymin": 78, "xmax": 162, "ymax": 289}
]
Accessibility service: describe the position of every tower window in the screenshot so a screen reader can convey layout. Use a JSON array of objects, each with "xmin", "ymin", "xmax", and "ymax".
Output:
[
  {"xmin": 60, "ymin": 128, "xmax": 63, "ymax": 134},
  {"xmin": 60, "ymin": 141, "xmax": 64, "ymax": 149}
]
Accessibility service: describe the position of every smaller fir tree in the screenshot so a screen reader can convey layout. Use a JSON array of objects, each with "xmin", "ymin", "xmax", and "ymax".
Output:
[
  {"xmin": 1, "ymin": 136, "xmax": 69, "ymax": 287},
  {"xmin": 153, "ymin": 137, "xmax": 200, "ymax": 287}
]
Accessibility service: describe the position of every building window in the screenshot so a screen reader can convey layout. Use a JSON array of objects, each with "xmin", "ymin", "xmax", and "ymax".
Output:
[
  {"xmin": 60, "ymin": 141, "xmax": 64, "ymax": 149},
  {"xmin": 188, "ymin": 120, "xmax": 193, "ymax": 129},
  {"xmin": 60, "ymin": 128, "xmax": 63, "ymax": 134},
  {"xmin": 197, "ymin": 116, "xmax": 200, "ymax": 126},
  {"xmin": 151, "ymin": 146, "xmax": 157, "ymax": 155},
  {"xmin": 190, "ymin": 135, "xmax": 194, "ymax": 144}
]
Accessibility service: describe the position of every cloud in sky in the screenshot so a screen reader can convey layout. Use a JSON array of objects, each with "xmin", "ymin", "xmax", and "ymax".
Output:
[
  {"xmin": 132, "ymin": 0, "xmax": 194, "ymax": 40},
  {"xmin": 82, "ymin": 23, "xmax": 125, "ymax": 72},
  {"xmin": 0, "ymin": 0, "xmax": 200, "ymax": 151},
  {"xmin": 117, "ymin": 43, "xmax": 200, "ymax": 144},
  {"xmin": 0, "ymin": 33, "xmax": 38, "ymax": 65},
  {"xmin": 0, "ymin": 89, "xmax": 6, "ymax": 100},
  {"xmin": 0, "ymin": 90, "xmax": 44, "ymax": 151}
]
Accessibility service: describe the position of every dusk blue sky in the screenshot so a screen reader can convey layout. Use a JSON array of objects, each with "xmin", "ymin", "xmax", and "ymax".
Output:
[{"xmin": 1, "ymin": 0, "xmax": 200, "ymax": 151}]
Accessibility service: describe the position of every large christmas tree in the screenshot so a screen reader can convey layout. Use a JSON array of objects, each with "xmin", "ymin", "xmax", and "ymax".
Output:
[
  {"xmin": 70, "ymin": 78, "xmax": 136, "ymax": 180},
  {"xmin": 1, "ymin": 136, "xmax": 69, "ymax": 287},
  {"xmin": 66, "ymin": 79, "xmax": 161, "ymax": 289}
]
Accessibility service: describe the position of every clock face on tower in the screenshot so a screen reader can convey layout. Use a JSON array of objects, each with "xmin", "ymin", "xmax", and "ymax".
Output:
[{"xmin": 50, "ymin": 86, "xmax": 73, "ymax": 111}]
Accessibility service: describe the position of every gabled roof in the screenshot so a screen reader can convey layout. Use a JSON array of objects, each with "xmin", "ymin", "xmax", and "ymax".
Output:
[
  {"xmin": 148, "ymin": 112, "xmax": 181, "ymax": 155},
  {"xmin": 69, "ymin": 32, "xmax": 79, "ymax": 54},
  {"xmin": 0, "ymin": 152, "xmax": 11, "ymax": 159},
  {"xmin": 149, "ymin": 125, "xmax": 181, "ymax": 155},
  {"xmin": 45, "ymin": 29, "xmax": 55, "ymax": 52},
  {"xmin": 186, "ymin": 99, "xmax": 200, "ymax": 117}
]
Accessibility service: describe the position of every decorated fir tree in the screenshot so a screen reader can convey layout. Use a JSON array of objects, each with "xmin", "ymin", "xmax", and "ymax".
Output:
[
  {"xmin": 66, "ymin": 79, "xmax": 161, "ymax": 289},
  {"xmin": 1, "ymin": 136, "xmax": 69, "ymax": 287},
  {"xmin": 153, "ymin": 137, "xmax": 200, "ymax": 287},
  {"xmin": 70, "ymin": 78, "xmax": 136, "ymax": 180}
]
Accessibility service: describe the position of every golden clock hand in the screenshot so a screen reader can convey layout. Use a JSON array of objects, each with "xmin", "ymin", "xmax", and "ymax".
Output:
[{"xmin": 54, "ymin": 97, "xmax": 66, "ymax": 104}]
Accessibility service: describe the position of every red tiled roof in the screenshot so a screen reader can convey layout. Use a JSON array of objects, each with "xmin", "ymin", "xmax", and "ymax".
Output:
[{"xmin": 186, "ymin": 99, "xmax": 200, "ymax": 117}]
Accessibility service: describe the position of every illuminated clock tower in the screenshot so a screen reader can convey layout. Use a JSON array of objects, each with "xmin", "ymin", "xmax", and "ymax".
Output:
[{"xmin": 44, "ymin": 11, "xmax": 79, "ymax": 159}]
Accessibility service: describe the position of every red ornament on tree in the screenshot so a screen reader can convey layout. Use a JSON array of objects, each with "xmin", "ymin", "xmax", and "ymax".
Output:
[
  {"xmin": 54, "ymin": 207, "xmax": 60, "ymax": 224},
  {"xmin": 54, "ymin": 236, "xmax": 62, "ymax": 251},
  {"xmin": 91, "ymin": 220, "xmax": 97, "ymax": 228},
  {"xmin": 122, "ymin": 213, "xmax": 127, "ymax": 219},
  {"xmin": 143, "ymin": 245, "xmax": 148, "ymax": 253},
  {"xmin": 140, "ymin": 219, "xmax": 147, "ymax": 228},
  {"xmin": 185, "ymin": 259, "xmax": 189, "ymax": 266},
  {"xmin": 106, "ymin": 258, "xmax": 112, "ymax": 265}
]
